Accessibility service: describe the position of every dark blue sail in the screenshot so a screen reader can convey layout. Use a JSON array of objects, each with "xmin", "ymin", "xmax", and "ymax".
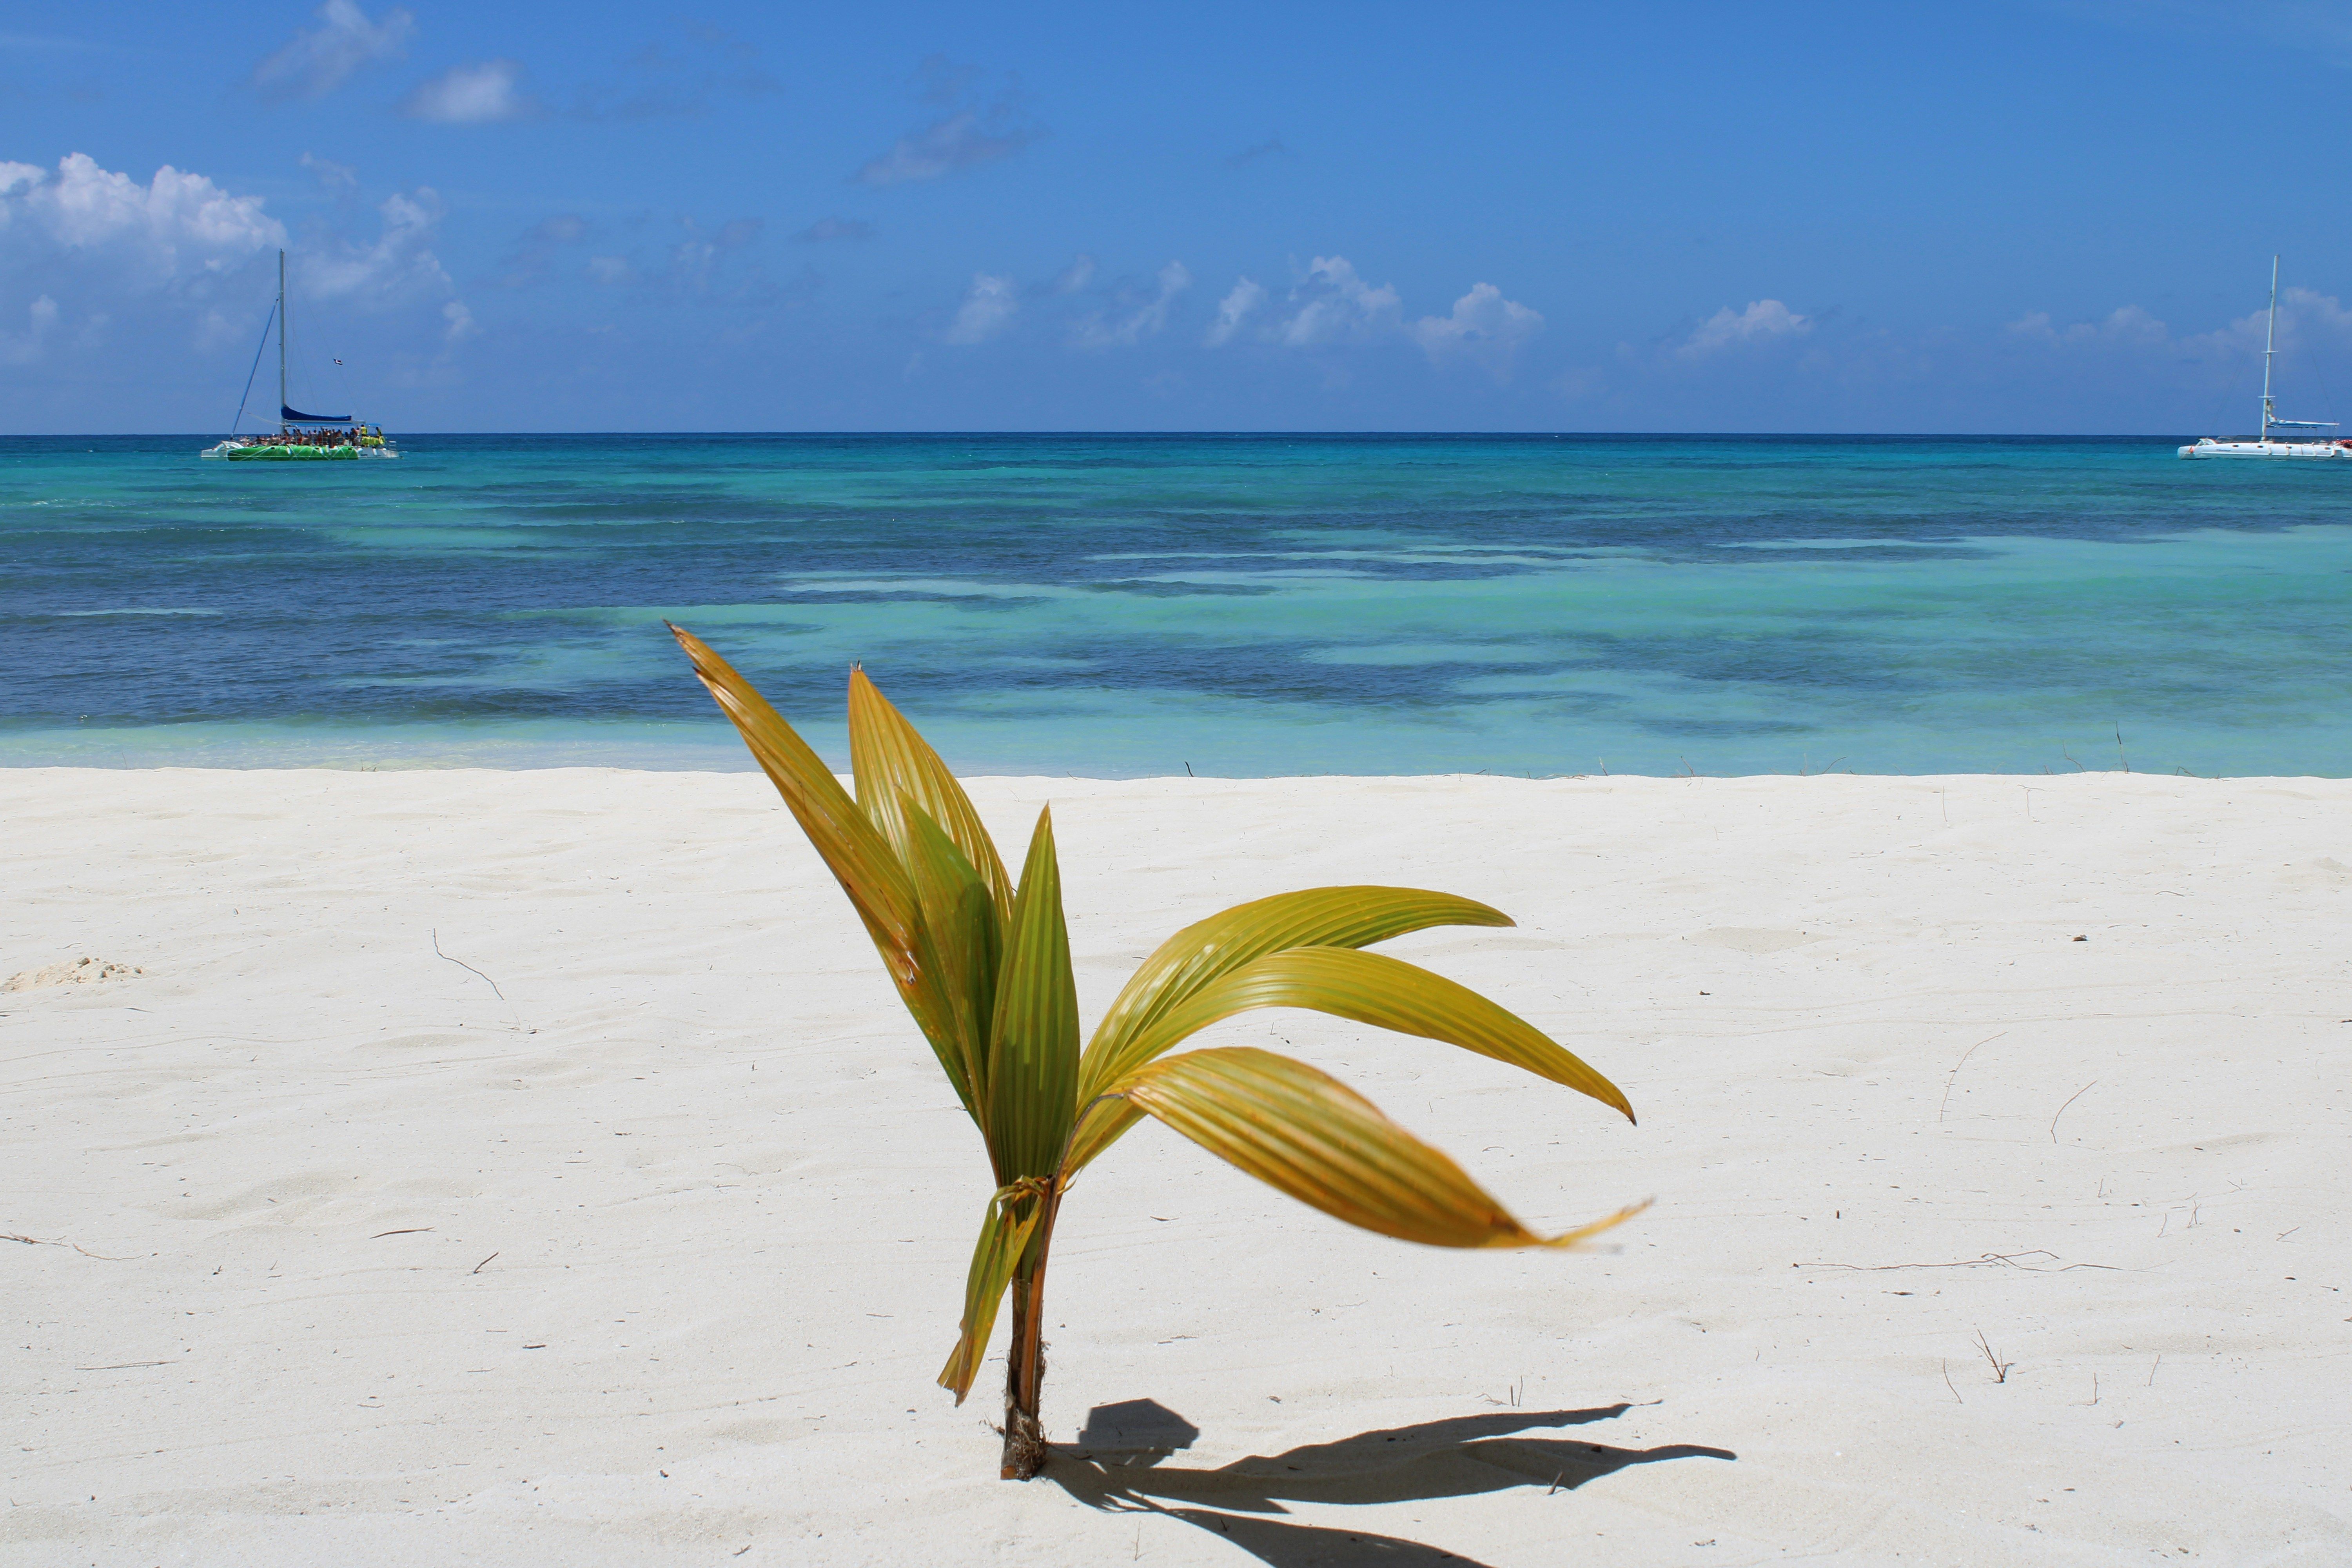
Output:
[{"xmin": 281, "ymin": 405, "xmax": 352, "ymax": 423}]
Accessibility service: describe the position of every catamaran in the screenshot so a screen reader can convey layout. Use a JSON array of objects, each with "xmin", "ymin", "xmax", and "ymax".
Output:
[
  {"xmin": 201, "ymin": 250, "xmax": 396, "ymax": 461},
  {"xmin": 2179, "ymin": 256, "xmax": 2351, "ymax": 460}
]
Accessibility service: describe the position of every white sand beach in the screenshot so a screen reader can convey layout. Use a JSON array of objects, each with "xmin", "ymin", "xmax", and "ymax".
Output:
[{"xmin": 4, "ymin": 766, "xmax": 2347, "ymax": 1567}]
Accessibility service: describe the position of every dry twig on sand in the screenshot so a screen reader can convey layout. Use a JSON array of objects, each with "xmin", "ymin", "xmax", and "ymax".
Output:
[
  {"xmin": 5, "ymin": 1232, "xmax": 136, "ymax": 1261},
  {"xmin": 1937, "ymin": 1031, "xmax": 2005, "ymax": 1123},
  {"xmin": 2050, "ymin": 1080, "xmax": 2097, "ymax": 1143}
]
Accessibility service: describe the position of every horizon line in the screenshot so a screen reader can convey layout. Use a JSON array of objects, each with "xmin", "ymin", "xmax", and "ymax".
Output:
[{"xmin": 5, "ymin": 429, "xmax": 2224, "ymax": 441}]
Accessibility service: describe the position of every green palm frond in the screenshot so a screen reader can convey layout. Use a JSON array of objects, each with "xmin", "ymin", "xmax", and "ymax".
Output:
[{"xmin": 986, "ymin": 809, "xmax": 1080, "ymax": 1183}]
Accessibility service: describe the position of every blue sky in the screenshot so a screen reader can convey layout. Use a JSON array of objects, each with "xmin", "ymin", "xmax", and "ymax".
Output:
[{"xmin": 5, "ymin": 1, "xmax": 2352, "ymax": 432}]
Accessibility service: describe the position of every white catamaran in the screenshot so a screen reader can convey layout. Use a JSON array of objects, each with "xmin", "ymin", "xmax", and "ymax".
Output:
[
  {"xmin": 2180, "ymin": 256, "xmax": 2351, "ymax": 460},
  {"xmin": 202, "ymin": 250, "xmax": 396, "ymax": 461}
]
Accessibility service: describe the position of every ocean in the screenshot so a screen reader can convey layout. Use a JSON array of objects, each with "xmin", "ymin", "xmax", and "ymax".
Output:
[{"xmin": 5, "ymin": 433, "xmax": 2349, "ymax": 777}]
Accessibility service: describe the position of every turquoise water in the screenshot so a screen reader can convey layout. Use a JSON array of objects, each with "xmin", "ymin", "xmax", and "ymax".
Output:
[{"xmin": 5, "ymin": 433, "xmax": 2350, "ymax": 777}]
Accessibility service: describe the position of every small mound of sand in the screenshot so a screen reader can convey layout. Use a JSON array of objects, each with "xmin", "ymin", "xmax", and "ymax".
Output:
[{"xmin": 2, "ymin": 957, "xmax": 144, "ymax": 993}]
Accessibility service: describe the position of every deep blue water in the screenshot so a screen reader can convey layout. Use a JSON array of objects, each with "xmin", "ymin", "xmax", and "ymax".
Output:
[{"xmin": 5, "ymin": 432, "xmax": 2350, "ymax": 776}]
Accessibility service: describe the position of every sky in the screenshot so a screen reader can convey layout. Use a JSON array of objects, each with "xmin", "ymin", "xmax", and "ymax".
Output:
[{"xmin": 5, "ymin": 1, "xmax": 2352, "ymax": 433}]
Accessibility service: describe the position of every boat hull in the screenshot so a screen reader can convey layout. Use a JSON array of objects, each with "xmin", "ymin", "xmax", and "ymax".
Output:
[
  {"xmin": 2177, "ymin": 440, "xmax": 2352, "ymax": 459},
  {"xmin": 204, "ymin": 442, "xmax": 397, "ymax": 460}
]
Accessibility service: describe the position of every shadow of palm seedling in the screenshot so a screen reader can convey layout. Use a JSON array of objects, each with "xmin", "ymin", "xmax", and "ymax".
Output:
[{"xmin": 1053, "ymin": 1399, "xmax": 1736, "ymax": 1567}]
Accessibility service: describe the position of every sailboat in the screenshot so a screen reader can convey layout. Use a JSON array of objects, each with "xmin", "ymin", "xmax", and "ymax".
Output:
[
  {"xmin": 2179, "ymin": 256, "xmax": 2352, "ymax": 459},
  {"xmin": 201, "ymin": 250, "xmax": 396, "ymax": 461}
]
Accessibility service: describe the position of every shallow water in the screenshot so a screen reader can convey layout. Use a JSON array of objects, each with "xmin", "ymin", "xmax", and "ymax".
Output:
[{"xmin": 5, "ymin": 433, "xmax": 2349, "ymax": 776}]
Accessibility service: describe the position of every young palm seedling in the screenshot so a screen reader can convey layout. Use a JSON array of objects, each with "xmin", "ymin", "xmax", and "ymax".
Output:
[{"xmin": 671, "ymin": 626, "xmax": 1642, "ymax": 1479}]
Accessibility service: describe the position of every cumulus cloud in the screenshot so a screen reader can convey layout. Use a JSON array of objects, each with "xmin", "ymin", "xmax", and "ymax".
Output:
[
  {"xmin": 299, "ymin": 152, "xmax": 358, "ymax": 192},
  {"xmin": 853, "ymin": 56, "xmax": 1045, "ymax": 185},
  {"xmin": 1071, "ymin": 260, "xmax": 1191, "ymax": 349},
  {"xmin": 441, "ymin": 299, "xmax": 478, "ymax": 344},
  {"xmin": 2281, "ymin": 285, "xmax": 2352, "ymax": 335},
  {"xmin": 1677, "ymin": 298, "xmax": 1811, "ymax": 358},
  {"xmin": 400, "ymin": 60, "xmax": 534, "ymax": 124},
  {"xmin": 298, "ymin": 188, "xmax": 453, "ymax": 309},
  {"xmin": 1410, "ymin": 281, "xmax": 1543, "ymax": 379},
  {"xmin": 2183, "ymin": 288, "xmax": 2352, "ymax": 359},
  {"xmin": 793, "ymin": 217, "xmax": 873, "ymax": 243},
  {"xmin": 2005, "ymin": 304, "xmax": 2168, "ymax": 347},
  {"xmin": 0, "ymin": 153, "xmax": 283, "ymax": 288},
  {"xmin": 250, "ymin": 0, "xmax": 413, "ymax": 102},
  {"xmin": 1204, "ymin": 277, "xmax": 1264, "ymax": 347},
  {"xmin": 945, "ymin": 272, "xmax": 1018, "ymax": 345},
  {"xmin": 0, "ymin": 294, "xmax": 59, "ymax": 365},
  {"xmin": 1274, "ymin": 256, "xmax": 1401, "ymax": 348},
  {"xmin": 2014, "ymin": 290, "xmax": 2352, "ymax": 368}
]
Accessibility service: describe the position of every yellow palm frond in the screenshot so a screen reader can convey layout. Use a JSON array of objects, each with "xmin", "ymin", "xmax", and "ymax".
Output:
[
  {"xmin": 1081, "ymin": 886, "xmax": 1512, "ymax": 1098},
  {"xmin": 849, "ymin": 668, "xmax": 1014, "ymax": 925},
  {"xmin": 936, "ymin": 1187, "xmax": 1044, "ymax": 1403},
  {"xmin": 1103, "ymin": 1046, "xmax": 1645, "ymax": 1249}
]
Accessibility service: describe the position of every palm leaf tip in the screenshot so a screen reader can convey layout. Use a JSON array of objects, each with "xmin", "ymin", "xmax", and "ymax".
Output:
[
  {"xmin": 1109, "ymin": 1047, "xmax": 1644, "ymax": 1250},
  {"xmin": 1532, "ymin": 1197, "xmax": 1652, "ymax": 1249}
]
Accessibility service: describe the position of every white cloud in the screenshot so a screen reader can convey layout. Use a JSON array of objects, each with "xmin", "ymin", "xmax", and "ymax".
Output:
[
  {"xmin": 1410, "ymin": 281, "xmax": 1543, "ymax": 379},
  {"xmin": 2013, "ymin": 289, "xmax": 2352, "ymax": 370},
  {"xmin": 945, "ymin": 272, "xmax": 1018, "ymax": 345},
  {"xmin": 1275, "ymin": 256, "xmax": 1402, "ymax": 348},
  {"xmin": 298, "ymin": 189, "xmax": 452, "ymax": 309},
  {"xmin": 299, "ymin": 152, "xmax": 358, "ymax": 192},
  {"xmin": 2006, "ymin": 304, "xmax": 2168, "ymax": 347},
  {"xmin": 0, "ymin": 153, "xmax": 283, "ymax": 287},
  {"xmin": 1071, "ymin": 260, "xmax": 1191, "ymax": 349},
  {"xmin": 666, "ymin": 216, "xmax": 765, "ymax": 299},
  {"xmin": 400, "ymin": 60, "xmax": 533, "ymax": 124},
  {"xmin": 1051, "ymin": 253, "xmax": 1096, "ymax": 294},
  {"xmin": 1, "ymin": 294, "xmax": 58, "ymax": 365},
  {"xmin": 855, "ymin": 108, "xmax": 1042, "ymax": 184},
  {"xmin": 250, "ymin": 0, "xmax": 413, "ymax": 102},
  {"xmin": 2181, "ymin": 286, "xmax": 2352, "ymax": 360},
  {"xmin": 853, "ymin": 57, "xmax": 1045, "ymax": 185},
  {"xmin": 1677, "ymin": 299, "xmax": 1811, "ymax": 358},
  {"xmin": 2283, "ymin": 285, "xmax": 2352, "ymax": 334},
  {"xmin": 1204, "ymin": 276, "xmax": 1264, "ymax": 347}
]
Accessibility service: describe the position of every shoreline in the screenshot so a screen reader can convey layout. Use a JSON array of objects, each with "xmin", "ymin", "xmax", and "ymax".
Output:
[
  {"xmin": 6, "ymin": 761, "xmax": 2349, "ymax": 779},
  {"xmin": 6, "ymin": 768, "xmax": 2346, "ymax": 1564}
]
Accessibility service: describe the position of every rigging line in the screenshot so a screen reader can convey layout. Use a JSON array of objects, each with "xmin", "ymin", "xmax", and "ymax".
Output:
[{"xmin": 229, "ymin": 300, "xmax": 276, "ymax": 434}]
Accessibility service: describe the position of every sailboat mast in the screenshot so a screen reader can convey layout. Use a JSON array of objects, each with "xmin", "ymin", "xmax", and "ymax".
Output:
[
  {"xmin": 2261, "ymin": 254, "xmax": 2278, "ymax": 443},
  {"xmin": 277, "ymin": 250, "xmax": 288, "ymax": 434}
]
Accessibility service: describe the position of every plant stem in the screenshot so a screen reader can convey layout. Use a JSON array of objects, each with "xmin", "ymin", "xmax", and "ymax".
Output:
[{"xmin": 999, "ymin": 1191, "xmax": 1062, "ymax": 1479}]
